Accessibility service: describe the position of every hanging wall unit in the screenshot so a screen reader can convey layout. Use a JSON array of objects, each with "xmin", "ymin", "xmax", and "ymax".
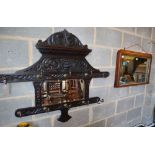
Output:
[{"xmin": 0, "ymin": 30, "xmax": 110, "ymax": 122}]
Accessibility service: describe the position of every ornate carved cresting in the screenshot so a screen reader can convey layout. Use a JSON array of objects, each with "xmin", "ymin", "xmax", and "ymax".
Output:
[
  {"xmin": 0, "ymin": 29, "xmax": 110, "ymax": 122},
  {"xmin": 42, "ymin": 29, "xmax": 85, "ymax": 48}
]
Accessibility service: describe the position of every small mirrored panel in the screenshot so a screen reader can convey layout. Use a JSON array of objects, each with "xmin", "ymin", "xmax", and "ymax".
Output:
[
  {"xmin": 41, "ymin": 79, "xmax": 85, "ymax": 106},
  {"xmin": 114, "ymin": 50, "xmax": 152, "ymax": 87}
]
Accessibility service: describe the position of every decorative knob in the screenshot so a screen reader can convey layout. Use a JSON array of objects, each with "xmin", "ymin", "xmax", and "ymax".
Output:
[
  {"xmin": 64, "ymin": 74, "xmax": 67, "ymax": 78},
  {"xmin": 17, "ymin": 111, "xmax": 22, "ymax": 117},
  {"xmin": 84, "ymin": 73, "xmax": 88, "ymax": 77},
  {"xmin": 36, "ymin": 74, "xmax": 41, "ymax": 79},
  {"xmin": 3, "ymin": 78, "xmax": 7, "ymax": 84},
  {"xmin": 64, "ymin": 104, "xmax": 68, "ymax": 108}
]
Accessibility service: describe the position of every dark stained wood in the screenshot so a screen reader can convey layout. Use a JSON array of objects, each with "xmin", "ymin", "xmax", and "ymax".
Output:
[{"xmin": 0, "ymin": 29, "xmax": 110, "ymax": 122}]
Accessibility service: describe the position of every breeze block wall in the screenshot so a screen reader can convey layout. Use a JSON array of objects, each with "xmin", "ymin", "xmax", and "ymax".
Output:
[{"xmin": 0, "ymin": 27, "xmax": 155, "ymax": 127}]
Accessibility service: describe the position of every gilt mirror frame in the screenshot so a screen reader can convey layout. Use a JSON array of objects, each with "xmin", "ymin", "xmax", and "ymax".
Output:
[{"xmin": 114, "ymin": 49, "xmax": 152, "ymax": 88}]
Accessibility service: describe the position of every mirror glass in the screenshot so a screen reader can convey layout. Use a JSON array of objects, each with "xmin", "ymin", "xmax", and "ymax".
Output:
[
  {"xmin": 120, "ymin": 55, "xmax": 151, "ymax": 85},
  {"xmin": 114, "ymin": 50, "xmax": 152, "ymax": 87},
  {"xmin": 41, "ymin": 79, "xmax": 85, "ymax": 106}
]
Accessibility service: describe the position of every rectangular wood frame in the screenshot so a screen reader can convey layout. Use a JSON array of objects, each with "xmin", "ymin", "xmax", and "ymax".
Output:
[{"xmin": 114, "ymin": 49, "xmax": 152, "ymax": 88}]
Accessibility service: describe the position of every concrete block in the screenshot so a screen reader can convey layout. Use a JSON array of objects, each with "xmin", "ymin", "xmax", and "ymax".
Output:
[
  {"xmin": 106, "ymin": 112, "xmax": 127, "ymax": 127},
  {"xmin": 116, "ymin": 27, "xmax": 135, "ymax": 33},
  {"xmin": 151, "ymin": 53, "xmax": 155, "ymax": 67},
  {"xmin": 137, "ymin": 27, "xmax": 152, "ymax": 38},
  {"xmin": 135, "ymin": 94, "xmax": 145, "ymax": 107},
  {"xmin": 54, "ymin": 27, "xmax": 94, "ymax": 45},
  {"xmin": 145, "ymin": 84, "xmax": 153, "ymax": 105},
  {"xmin": 0, "ymin": 111, "xmax": 33, "ymax": 127},
  {"xmin": 112, "ymin": 49, "xmax": 118, "ymax": 66},
  {"xmin": 150, "ymin": 68, "xmax": 155, "ymax": 83},
  {"xmin": 92, "ymin": 102, "xmax": 116, "ymax": 122},
  {"xmin": 142, "ymin": 104, "xmax": 154, "ymax": 125},
  {"xmin": 0, "ymin": 84, "xmax": 10, "ymax": 97},
  {"xmin": 30, "ymin": 118, "xmax": 52, "ymax": 127},
  {"xmin": 152, "ymin": 28, "xmax": 155, "ymax": 41},
  {"xmin": 9, "ymin": 82, "xmax": 34, "ymax": 97},
  {"xmin": 54, "ymin": 107, "xmax": 89, "ymax": 127},
  {"xmin": 89, "ymin": 86, "xmax": 109, "ymax": 103},
  {"xmin": 89, "ymin": 120, "xmax": 106, "ymax": 127},
  {"xmin": 108, "ymin": 87, "xmax": 129, "ymax": 102},
  {"xmin": 128, "ymin": 117, "xmax": 141, "ymax": 127},
  {"xmin": 151, "ymin": 94, "xmax": 155, "ymax": 104},
  {"xmin": 146, "ymin": 84, "xmax": 154, "ymax": 95},
  {"xmin": 32, "ymin": 42, "xmax": 42, "ymax": 63},
  {"xmin": 145, "ymin": 94, "xmax": 152, "ymax": 106},
  {"xmin": 123, "ymin": 33, "xmax": 141, "ymax": 51},
  {"xmin": 117, "ymin": 97, "xmax": 135, "ymax": 113},
  {"xmin": 141, "ymin": 116, "xmax": 153, "ymax": 126},
  {"xmin": 127, "ymin": 107, "xmax": 142, "ymax": 121},
  {"xmin": 130, "ymin": 85, "xmax": 145, "ymax": 94},
  {"xmin": 0, "ymin": 97, "xmax": 32, "ymax": 112},
  {"xmin": 92, "ymin": 68, "xmax": 115, "ymax": 87},
  {"xmin": 86, "ymin": 47, "xmax": 111, "ymax": 68},
  {"xmin": 0, "ymin": 39, "xmax": 29, "ymax": 68},
  {"xmin": 96, "ymin": 28, "xmax": 122, "ymax": 48},
  {"xmin": 151, "ymin": 42, "xmax": 155, "ymax": 53},
  {"xmin": 0, "ymin": 69, "xmax": 19, "ymax": 74},
  {"xmin": 0, "ymin": 85, "xmax": 3, "ymax": 96},
  {"xmin": 0, "ymin": 27, "xmax": 53, "ymax": 39},
  {"xmin": 0, "ymin": 97, "xmax": 33, "ymax": 126},
  {"xmin": 142, "ymin": 38, "xmax": 151, "ymax": 52}
]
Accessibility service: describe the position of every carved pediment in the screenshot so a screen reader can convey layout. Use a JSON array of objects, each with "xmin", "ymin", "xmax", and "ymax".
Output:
[{"xmin": 36, "ymin": 29, "xmax": 89, "ymax": 52}]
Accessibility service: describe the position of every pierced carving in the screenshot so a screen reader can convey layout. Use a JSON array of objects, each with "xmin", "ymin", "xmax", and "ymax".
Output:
[{"xmin": 0, "ymin": 29, "xmax": 110, "ymax": 122}]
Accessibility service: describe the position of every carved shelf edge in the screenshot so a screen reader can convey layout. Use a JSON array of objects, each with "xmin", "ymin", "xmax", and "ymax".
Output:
[
  {"xmin": 0, "ymin": 72, "xmax": 109, "ymax": 83},
  {"xmin": 36, "ymin": 31, "xmax": 91, "ymax": 56}
]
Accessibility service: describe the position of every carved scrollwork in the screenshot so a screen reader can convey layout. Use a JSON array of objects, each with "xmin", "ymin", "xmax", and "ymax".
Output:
[
  {"xmin": 42, "ymin": 58, "xmax": 60, "ymax": 72},
  {"xmin": 38, "ymin": 29, "xmax": 86, "ymax": 48},
  {"xmin": 15, "ymin": 56, "xmax": 96, "ymax": 75}
]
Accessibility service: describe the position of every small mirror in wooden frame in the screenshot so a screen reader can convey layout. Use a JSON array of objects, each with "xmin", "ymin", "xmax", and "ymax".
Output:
[{"xmin": 114, "ymin": 49, "xmax": 152, "ymax": 87}]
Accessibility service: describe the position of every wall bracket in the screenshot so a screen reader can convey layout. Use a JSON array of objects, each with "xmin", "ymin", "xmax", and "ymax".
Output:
[{"xmin": 0, "ymin": 29, "xmax": 109, "ymax": 122}]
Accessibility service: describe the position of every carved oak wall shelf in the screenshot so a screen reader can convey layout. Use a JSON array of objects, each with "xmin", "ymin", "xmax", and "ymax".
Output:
[{"xmin": 0, "ymin": 29, "xmax": 110, "ymax": 122}]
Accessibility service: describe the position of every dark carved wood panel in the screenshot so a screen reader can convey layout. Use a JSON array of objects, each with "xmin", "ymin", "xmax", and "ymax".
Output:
[{"xmin": 0, "ymin": 29, "xmax": 110, "ymax": 122}]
